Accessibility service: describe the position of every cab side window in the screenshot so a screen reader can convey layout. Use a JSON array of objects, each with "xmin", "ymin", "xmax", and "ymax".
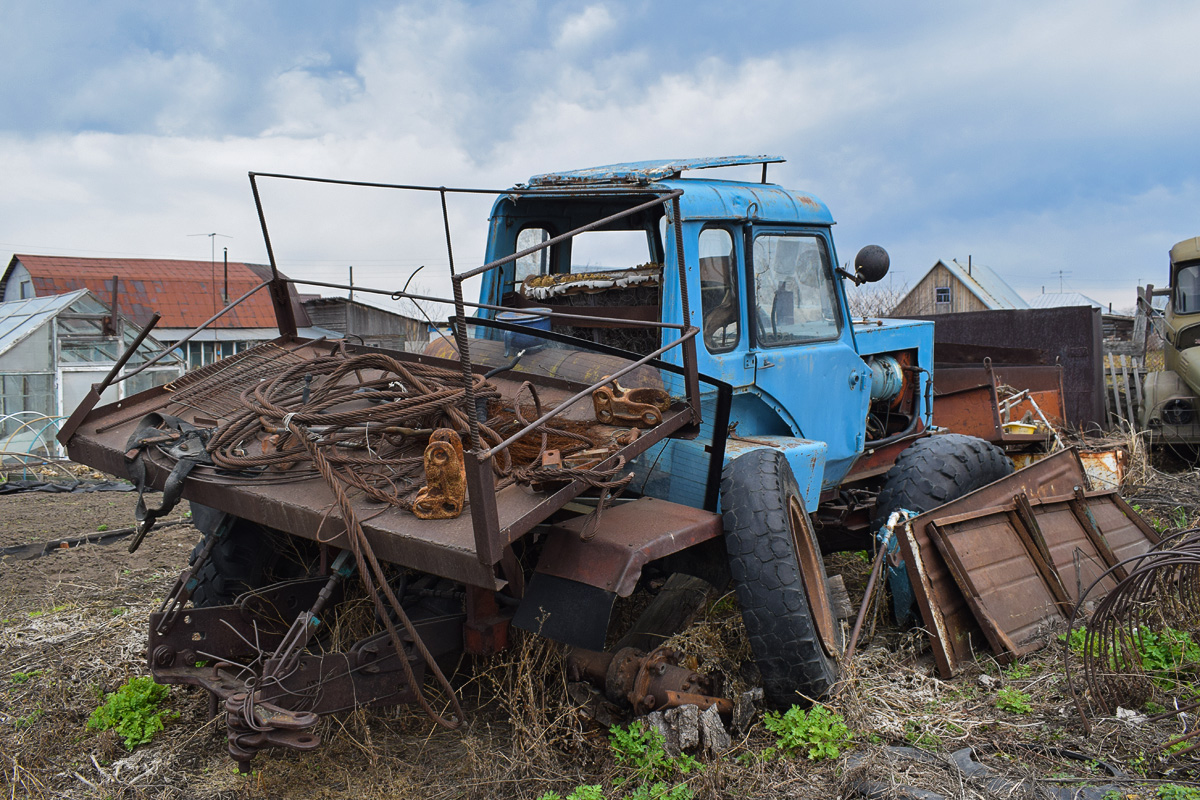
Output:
[{"xmin": 698, "ymin": 228, "xmax": 739, "ymax": 352}]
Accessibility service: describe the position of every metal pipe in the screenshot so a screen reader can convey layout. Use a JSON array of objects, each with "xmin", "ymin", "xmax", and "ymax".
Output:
[
  {"xmin": 481, "ymin": 328, "xmax": 697, "ymax": 459},
  {"xmin": 844, "ymin": 543, "xmax": 888, "ymax": 662},
  {"xmin": 248, "ymin": 170, "xmax": 675, "ymax": 197},
  {"xmin": 289, "ymin": 278, "xmax": 688, "ymax": 330},
  {"xmin": 249, "ymin": 172, "xmax": 298, "ymax": 337},
  {"xmin": 441, "ymin": 187, "xmax": 483, "ymax": 453}
]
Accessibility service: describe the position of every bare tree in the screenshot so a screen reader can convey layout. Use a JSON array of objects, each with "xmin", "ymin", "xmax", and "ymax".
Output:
[{"xmin": 845, "ymin": 281, "xmax": 910, "ymax": 319}]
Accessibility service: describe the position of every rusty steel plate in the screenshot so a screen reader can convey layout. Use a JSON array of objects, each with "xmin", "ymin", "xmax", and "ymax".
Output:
[
  {"xmin": 897, "ymin": 449, "xmax": 1091, "ymax": 677},
  {"xmin": 900, "ymin": 448, "xmax": 1161, "ymax": 676},
  {"xmin": 926, "ymin": 509, "xmax": 1067, "ymax": 659},
  {"xmin": 536, "ymin": 497, "xmax": 723, "ymax": 596}
]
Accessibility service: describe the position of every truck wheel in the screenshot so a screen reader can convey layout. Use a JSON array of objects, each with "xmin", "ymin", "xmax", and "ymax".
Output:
[
  {"xmin": 188, "ymin": 503, "xmax": 316, "ymax": 608},
  {"xmin": 873, "ymin": 433, "xmax": 1013, "ymax": 530},
  {"xmin": 721, "ymin": 449, "xmax": 840, "ymax": 706}
]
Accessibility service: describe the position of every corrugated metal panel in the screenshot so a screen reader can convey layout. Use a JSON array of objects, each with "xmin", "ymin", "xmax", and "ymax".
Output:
[
  {"xmin": 9, "ymin": 255, "xmax": 299, "ymax": 330},
  {"xmin": 1028, "ymin": 292, "xmax": 1104, "ymax": 310}
]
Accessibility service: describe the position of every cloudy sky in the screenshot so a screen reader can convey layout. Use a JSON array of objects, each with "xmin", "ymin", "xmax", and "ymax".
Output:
[{"xmin": 3, "ymin": 0, "xmax": 1197, "ymax": 312}]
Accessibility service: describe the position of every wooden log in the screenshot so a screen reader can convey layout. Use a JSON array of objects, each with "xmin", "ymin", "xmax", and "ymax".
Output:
[{"xmin": 615, "ymin": 573, "xmax": 715, "ymax": 652}]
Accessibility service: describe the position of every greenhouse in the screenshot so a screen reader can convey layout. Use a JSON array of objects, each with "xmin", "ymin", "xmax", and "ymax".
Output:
[{"xmin": 0, "ymin": 289, "xmax": 183, "ymax": 463}]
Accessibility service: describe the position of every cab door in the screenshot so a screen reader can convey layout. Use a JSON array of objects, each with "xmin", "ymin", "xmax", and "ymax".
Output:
[
  {"xmin": 744, "ymin": 227, "xmax": 871, "ymax": 486},
  {"xmin": 691, "ymin": 224, "xmax": 755, "ymax": 387}
]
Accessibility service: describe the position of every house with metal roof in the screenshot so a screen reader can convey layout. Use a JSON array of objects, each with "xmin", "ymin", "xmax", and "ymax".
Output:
[
  {"xmin": 892, "ymin": 258, "xmax": 1030, "ymax": 316},
  {"xmin": 1027, "ymin": 291, "xmax": 1104, "ymax": 310},
  {"xmin": 0, "ymin": 254, "xmax": 331, "ymax": 368},
  {"xmin": 0, "ymin": 289, "xmax": 183, "ymax": 460}
]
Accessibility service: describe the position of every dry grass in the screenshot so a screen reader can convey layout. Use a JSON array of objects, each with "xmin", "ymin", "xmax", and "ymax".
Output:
[{"xmin": 6, "ymin": 453, "xmax": 1200, "ymax": 799}]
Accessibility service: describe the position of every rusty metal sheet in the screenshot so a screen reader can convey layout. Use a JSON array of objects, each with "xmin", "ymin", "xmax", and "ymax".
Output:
[
  {"xmin": 900, "ymin": 449, "xmax": 1160, "ymax": 676},
  {"xmin": 905, "ymin": 306, "xmax": 1105, "ymax": 429},
  {"xmin": 535, "ymin": 497, "xmax": 723, "ymax": 596},
  {"xmin": 932, "ymin": 363, "xmax": 1066, "ymax": 445},
  {"xmin": 926, "ymin": 511, "xmax": 1065, "ymax": 658},
  {"xmin": 897, "ymin": 449, "xmax": 1090, "ymax": 677},
  {"xmin": 63, "ymin": 337, "xmax": 695, "ymax": 590},
  {"xmin": 1012, "ymin": 449, "xmax": 1128, "ymax": 491}
]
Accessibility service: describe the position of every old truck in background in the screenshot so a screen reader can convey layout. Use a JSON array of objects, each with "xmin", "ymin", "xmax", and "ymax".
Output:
[
  {"xmin": 1139, "ymin": 236, "xmax": 1200, "ymax": 449},
  {"xmin": 58, "ymin": 156, "xmax": 1017, "ymax": 768}
]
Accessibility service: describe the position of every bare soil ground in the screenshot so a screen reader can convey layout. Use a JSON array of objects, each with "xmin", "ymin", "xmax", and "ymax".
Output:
[{"xmin": 2, "ymin": 462, "xmax": 1200, "ymax": 799}]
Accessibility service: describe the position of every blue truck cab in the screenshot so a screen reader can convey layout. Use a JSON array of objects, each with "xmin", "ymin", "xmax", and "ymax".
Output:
[{"xmin": 475, "ymin": 156, "xmax": 934, "ymax": 519}]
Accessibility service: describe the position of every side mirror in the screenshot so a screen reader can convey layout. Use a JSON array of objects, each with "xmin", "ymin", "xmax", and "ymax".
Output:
[{"xmin": 854, "ymin": 245, "xmax": 890, "ymax": 284}]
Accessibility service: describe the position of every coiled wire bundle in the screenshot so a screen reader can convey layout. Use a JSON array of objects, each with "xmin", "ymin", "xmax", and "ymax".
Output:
[{"xmin": 1067, "ymin": 528, "xmax": 1200, "ymax": 750}]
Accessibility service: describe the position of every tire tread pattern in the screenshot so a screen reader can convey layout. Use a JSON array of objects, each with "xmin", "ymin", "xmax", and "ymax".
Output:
[
  {"xmin": 721, "ymin": 448, "xmax": 838, "ymax": 707},
  {"xmin": 873, "ymin": 433, "xmax": 1014, "ymax": 531}
]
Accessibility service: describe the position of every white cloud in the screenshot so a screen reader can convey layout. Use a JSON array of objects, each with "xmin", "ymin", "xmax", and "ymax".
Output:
[
  {"xmin": 4, "ymin": 0, "xmax": 1200, "ymax": 320},
  {"xmin": 66, "ymin": 51, "xmax": 230, "ymax": 136},
  {"xmin": 554, "ymin": 5, "xmax": 616, "ymax": 51}
]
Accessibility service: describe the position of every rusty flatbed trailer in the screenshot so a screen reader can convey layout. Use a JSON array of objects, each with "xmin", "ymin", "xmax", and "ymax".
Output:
[{"xmin": 62, "ymin": 336, "xmax": 707, "ymax": 591}]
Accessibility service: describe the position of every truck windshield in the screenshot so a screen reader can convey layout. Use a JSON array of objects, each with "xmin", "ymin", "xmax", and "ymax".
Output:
[
  {"xmin": 1176, "ymin": 264, "xmax": 1200, "ymax": 314},
  {"xmin": 752, "ymin": 233, "xmax": 840, "ymax": 346}
]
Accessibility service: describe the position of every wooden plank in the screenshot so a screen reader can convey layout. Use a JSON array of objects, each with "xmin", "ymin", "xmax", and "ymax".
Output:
[
  {"xmin": 1120, "ymin": 357, "xmax": 1133, "ymax": 421},
  {"xmin": 1108, "ymin": 358, "xmax": 1124, "ymax": 427},
  {"xmin": 1132, "ymin": 360, "xmax": 1145, "ymax": 415}
]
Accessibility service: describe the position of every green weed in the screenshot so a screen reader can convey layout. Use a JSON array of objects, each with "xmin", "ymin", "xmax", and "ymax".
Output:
[
  {"xmin": 610, "ymin": 721, "xmax": 696, "ymax": 782},
  {"xmin": 9, "ymin": 670, "xmax": 42, "ymax": 684},
  {"xmin": 996, "ymin": 688, "xmax": 1033, "ymax": 714},
  {"xmin": 97, "ymin": 524, "xmax": 108, "ymax": 532},
  {"xmin": 87, "ymin": 676, "xmax": 176, "ymax": 750},
  {"xmin": 1005, "ymin": 662, "xmax": 1035, "ymax": 680},
  {"xmin": 538, "ymin": 786, "xmax": 604, "ymax": 800},
  {"xmin": 14, "ymin": 709, "xmax": 43, "ymax": 728},
  {"xmin": 762, "ymin": 704, "xmax": 852, "ymax": 761},
  {"xmin": 902, "ymin": 720, "xmax": 941, "ymax": 751},
  {"xmin": 1158, "ymin": 785, "xmax": 1200, "ymax": 800}
]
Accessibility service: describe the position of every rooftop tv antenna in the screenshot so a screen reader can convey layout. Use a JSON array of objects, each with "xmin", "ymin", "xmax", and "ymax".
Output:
[
  {"xmin": 1052, "ymin": 269, "xmax": 1072, "ymax": 293},
  {"xmin": 189, "ymin": 232, "xmax": 233, "ymax": 315}
]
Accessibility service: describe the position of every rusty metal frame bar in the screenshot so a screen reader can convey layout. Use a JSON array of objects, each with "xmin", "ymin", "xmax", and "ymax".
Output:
[
  {"xmin": 246, "ymin": 171, "xmax": 708, "ymax": 576},
  {"xmin": 107, "ymin": 279, "xmax": 274, "ymax": 386},
  {"xmin": 281, "ymin": 278, "xmax": 687, "ymax": 330}
]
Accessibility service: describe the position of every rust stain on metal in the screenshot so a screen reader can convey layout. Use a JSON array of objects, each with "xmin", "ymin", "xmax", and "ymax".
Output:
[
  {"xmin": 566, "ymin": 646, "xmax": 730, "ymax": 715},
  {"xmin": 1078, "ymin": 449, "xmax": 1127, "ymax": 490},
  {"xmin": 536, "ymin": 497, "xmax": 723, "ymax": 596}
]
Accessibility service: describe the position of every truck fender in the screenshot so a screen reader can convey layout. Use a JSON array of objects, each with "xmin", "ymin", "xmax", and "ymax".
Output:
[{"xmin": 720, "ymin": 436, "xmax": 828, "ymax": 512}]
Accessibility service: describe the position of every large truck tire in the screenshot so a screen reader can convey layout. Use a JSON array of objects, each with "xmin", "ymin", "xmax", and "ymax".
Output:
[
  {"xmin": 721, "ymin": 448, "xmax": 840, "ymax": 707},
  {"xmin": 188, "ymin": 503, "xmax": 316, "ymax": 608},
  {"xmin": 873, "ymin": 433, "xmax": 1013, "ymax": 531}
]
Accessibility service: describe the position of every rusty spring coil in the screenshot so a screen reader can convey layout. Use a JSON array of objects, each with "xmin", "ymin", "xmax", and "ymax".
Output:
[{"xmin": 1066, "ymin": 528, "xmax": 1200, "ymax": 743}]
